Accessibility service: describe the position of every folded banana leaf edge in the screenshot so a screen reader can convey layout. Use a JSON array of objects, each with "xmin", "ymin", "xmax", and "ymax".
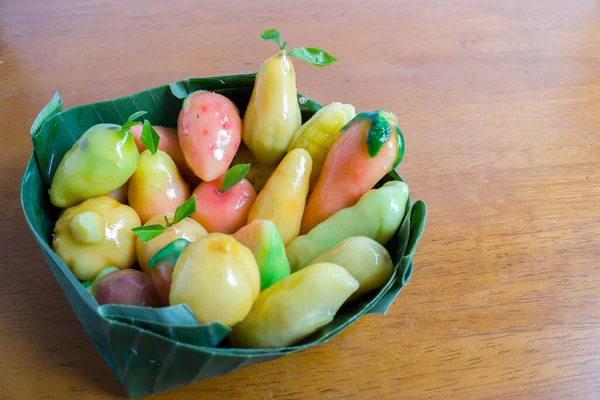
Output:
[{"xmin": 21, "ymin": 73, "xmax": 427, "ymax": 397}]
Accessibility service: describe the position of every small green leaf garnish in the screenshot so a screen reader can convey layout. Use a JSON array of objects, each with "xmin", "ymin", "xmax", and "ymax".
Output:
[
  {"xmin": 127, "ymin": 111, "xmax": 147, "ymax": 123},
  {"xmin": 259, "ymin": 29, "xmax": 336, "ymax": 65},
  {"xmin": 132, "ymin": 197, "xmax": 197, "ymax": 242},
  {"xmin": 221, "ymin": 164, "xmax": 250, "ymax": 193},
  {"xmin": 121, "ymin": 121, "xmax": 140, "ymax": 130},
  {"xmin": 260, "ymin": 29, "xmax": 281, "ymax": 43},
  {"xmin": 260, "ymin": 29, "xmax": 288, "ymax": 50},
  {"xmin": 260, "ymin": 29, "xmax": 287, "ymax": 51},
  {"xmin": 288, "ymin": 47, "xmax": 338, "ymax": 66},
  {"xmin": 132, "ymin": 224, "xmax": 167, "ymax": 242},
  {"xmin": 172, "ymin": 196, "xmax": 197, "ymax": 226},
  {"xmin": 141, "ymin": 120, "xmax": 160, "ymax": 155},
  {"xmin": 120, "ymin": 111, "xmax": 147, "ymax": 134}
]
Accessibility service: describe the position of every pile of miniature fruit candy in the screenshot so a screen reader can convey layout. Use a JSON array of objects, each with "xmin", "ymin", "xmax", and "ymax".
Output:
[{"xmin": 49, "ymin": 30, "xmax": 409, "ymax": 348}]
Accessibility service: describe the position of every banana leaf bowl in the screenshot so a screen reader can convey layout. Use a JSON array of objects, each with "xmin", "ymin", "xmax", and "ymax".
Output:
[{"xmin": 20, "ymin": 73, "xmax": 427, "ymax": 398}]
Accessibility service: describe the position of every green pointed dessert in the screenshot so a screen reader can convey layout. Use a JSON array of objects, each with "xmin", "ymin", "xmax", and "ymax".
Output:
[
  {"xmin": 50, "ymin": 123, "xmax": 140, "ymax": 208},
  {"xmin": 233, "ymin": 219, "xmax": 290, "ymax": 290}
]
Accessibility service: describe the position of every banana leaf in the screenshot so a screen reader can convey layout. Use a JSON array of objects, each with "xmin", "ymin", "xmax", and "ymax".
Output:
[
  {"xmin": 98, "ymin": 304, "xmax": 231, "ymax": 348},
  {"xmin": 21, "ymin": 73, "xmax": 427, "ymax": 398}
]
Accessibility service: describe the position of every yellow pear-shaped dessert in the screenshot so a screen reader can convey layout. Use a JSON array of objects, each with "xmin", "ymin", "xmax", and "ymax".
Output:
[{"xmin": 242, "ymin": 29, "xmax": 338, "ymax": 166}]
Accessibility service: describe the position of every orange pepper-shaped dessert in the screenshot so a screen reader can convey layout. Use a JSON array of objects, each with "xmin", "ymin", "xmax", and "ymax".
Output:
[{"xmin": 301, "ymin": 111, "xmax": 404, "ymax": 234}]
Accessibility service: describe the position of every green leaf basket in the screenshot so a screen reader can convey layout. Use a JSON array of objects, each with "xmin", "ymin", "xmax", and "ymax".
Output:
[{"xmin": 20, "ymin": 73, "xmax": 427, "ymax": 398}]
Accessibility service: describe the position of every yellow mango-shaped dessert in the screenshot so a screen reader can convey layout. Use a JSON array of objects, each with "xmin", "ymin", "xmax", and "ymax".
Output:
[
  {"xmin": 229, "ymin": 262, "xmax": 358, "ymax": 348},
  {"xmin": 247, "ymin": 148, "xmax": 312, "ymax": 245}
]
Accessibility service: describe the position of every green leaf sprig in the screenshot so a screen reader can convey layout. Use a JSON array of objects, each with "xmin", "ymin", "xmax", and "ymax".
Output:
[
  {"xmin": 260, "ymin": 29, "xmax": 287, "ymax": 50},
  {"xmin": 120, "ymin": 111, "xmax": 161, "ymax": 154},
  {"xmin": 220, "ymin": 164, "xmax": 251, "ymax": 193},
  {"xmin": 140, "ymin": 120, "xmax": 160, "ymax": 155},
  {"xmin": 260, "ymin": 29, "xmax": 338, "ymax": 67},
  {"xmin": 132, "ymin": 196, "xmax": 197, "ymax": 242},
  {"xmin": 121, "ymin": 111, "xmax": 147, "ymax": 131}
]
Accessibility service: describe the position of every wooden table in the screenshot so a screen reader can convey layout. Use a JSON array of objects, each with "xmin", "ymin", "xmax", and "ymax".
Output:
[{"xmin": 2, "ymin": 0, "xmax": 599, "ymax": 398}]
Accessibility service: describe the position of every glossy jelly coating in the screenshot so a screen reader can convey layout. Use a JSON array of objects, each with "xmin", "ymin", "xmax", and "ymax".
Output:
[
  {"xmin": 136, "ymin": 212, "xmax": 207, "ymax": 273},
  {"xmin": 301, "ymin": 111, "xmax": 400, "ymax": 234},
  {"xmin": 286, "ymin": 102, "xmax": 356, "ymax": 189},
  {"xmin": 228, "ymin": 262, "xmax": 358, "ymax": 348},
  {"xmin": 247, "ymin": 148, "xmax": 312, "ymax": 246},
  {"xmin": 50, "ymin": 123, "xmax": 140, "ymax": 208},
  {"xmin": 52, "ymin": 196, "xmax": 141, "ymax": 281},
  {"xmin": 129, "ymin": 124, "xmax": 197, "ymax": 184},
  {"xmin": 92, "ymin": 269, "xmax": 160, "ymax": 307},
  {"xmin": 242, "ymin": 50, "xmax": 302, "ymax": 166},
  {"xmin": 287, "ymin": 181, "xmax": 409, "ymax": 272},
  {"xmin": 169, "ymin": 233, "xmax": 260, "ymax": 326},
  {"xmin": 311, "ymin": 236, "xmax": 394, "ymax": 302},
  {"xmin": 233, "ymin": 219, "xmax": 290, "ymax": 290},
  {"xmin": 148, "ymin": 238, "xmax": 191, "ymax": 306},
  {"xmin": 191, "ymin": 175, "xmax": 256, "ymax": 234},
  {"xmin": 177, "ymin": 91, "xmax": 242, "ymax": 181},
  {"xmin": 128, "ymin": 149, "xmax": 191, "ymax": 224}
]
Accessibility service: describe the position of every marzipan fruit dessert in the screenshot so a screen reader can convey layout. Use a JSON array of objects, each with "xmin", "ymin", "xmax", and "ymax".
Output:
[{"xmin": 22, "ymin": 28, "xmax": 427, "ymax": 398}]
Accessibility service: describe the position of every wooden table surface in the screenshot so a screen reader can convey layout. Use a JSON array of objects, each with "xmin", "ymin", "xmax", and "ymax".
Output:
[{"xmin": 2, "ymin": 0, "xmax": 599, "ymax": 398}]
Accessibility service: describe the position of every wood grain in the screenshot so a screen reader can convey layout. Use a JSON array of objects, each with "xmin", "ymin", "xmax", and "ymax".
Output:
[{"xmin": 1, "ymin": 0, "xmax": 599, "ymax": 398}]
